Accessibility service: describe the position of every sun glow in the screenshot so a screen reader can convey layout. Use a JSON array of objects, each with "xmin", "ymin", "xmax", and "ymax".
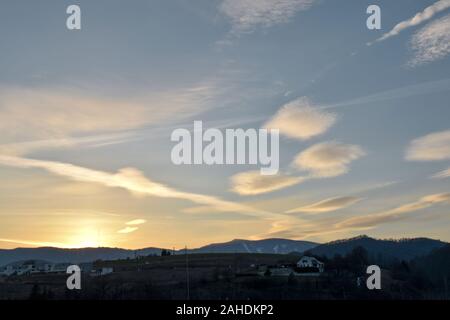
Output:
[{"xmin": 67, "ymin": 226, "xmax": 104, "ymax": 248}]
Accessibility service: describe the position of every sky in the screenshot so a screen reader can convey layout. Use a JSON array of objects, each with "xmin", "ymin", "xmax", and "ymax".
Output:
[{"xmin": 0, "ymin": 0, "xmax": 449, "ymax": 249}]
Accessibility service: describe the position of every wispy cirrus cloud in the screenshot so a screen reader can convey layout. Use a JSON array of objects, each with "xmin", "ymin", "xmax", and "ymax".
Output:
[
  {"xmin": 293, "ymin": 141, "xmax": 365, "ymax": 178},
  {"xmin": 336, "ymin": 193, "xmax": 450, "ymax": 229},
  {"xmin": 220, "ymin": 0, "xmax": 316, "ymax": 36},
  {"xmin": 369, "ymin": 0, "xmax": 450, "ymax": 45},
  {"xmin": 406, "ymin": 129, "xmax": 450, "ymax": 161},
  {"xmin": 256, "ymin": 193, "xmax": 450, "ymax": 240},
  {"xmin": 286, "ymin": 196, "xmax": 361, "ymax": 214},
  {"xmin": 250, "ymin": 215, "xmax": 345, "ymax": 240},
  {"xmin": 0, "ymin": 87, "xmax": 149, "ymax": 140},
  {"xmin": 432, "ymin": 167, "xmax": 450, "ymax": 178},
  {"xmin": 0, "ymin": 238, "xmax": 70, "ymax": 248},
  {"xmin": 0, "ymin": 132, "xmax": 137, "ymax": 157},
  {"xmin": 263, "ymin": 97, "xmax": 336, "ymax": 140},
  {"xmin": 117, "ymin": 227, "xmax": 139, "ymax": 234},
  {"xmin": 0, "ymin": 155, "xmax": 271, "ymax": 217},
  {"xmin": 322, "ymin": 79, "xmax": 450, "ymax": 110},
  {"xmin": 0, "ymin": 74, "xmax": 266, "ymax": 169},
  {"xmin": 125, "ymin": 219, "xmax": 147, "ymax": 226},
  {"xmin": 117, "ymin": 219, "xmax": 147, "ymax": 234},
  {"xmin": 230, "ymin": 170, "xmax": 306, "ymax": 195},
  {"xmin": 0, "ymin": 81, "xmax": 227, "ymax": 146},
  {"xmin": 409, "ymin": 13, "xmax": 450, "ymax": 66}
]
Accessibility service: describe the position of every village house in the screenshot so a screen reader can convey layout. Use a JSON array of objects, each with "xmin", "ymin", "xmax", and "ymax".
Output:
[
  {"xmin": 0, "ymin": 261, "xmax": 45, "ymax": 276},
  {"xmin": 101, "ymin": 267, "xmax": 114, "ymax": 275},
  {"xmin": 0, "ymin": 265, "xmax": 16, "ymax": 276},
  {"xmin": 296, "ymin": 256, "xmax": 325, "ymax": 273},
  {"xmin": 17, "ymin": 262, "xmax": 36, "ymax": 275},
  {"xmin": 0, "ymin": 260, "xmax": 100, "ymax": 278},
  {"xmin": 48, "ymin": 263, "xmax": 72, "ymax": 273},
  {"xmin": 253, "ymin": 256, "xmax": 325, "ymax": 277},
  {"xmin": 0, "ymin": 261, "xmax": 76, "ymax": 276},
  {"xmin": 268, "ymin": 267, "xmax": 293, "ymax": 276},
  {"xmin": 90, "ymin": 267, "xmax": 114, "ymax": 277}
]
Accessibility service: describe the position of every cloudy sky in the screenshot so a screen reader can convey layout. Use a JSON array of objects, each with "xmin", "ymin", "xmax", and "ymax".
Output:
[{"xmin": 0, "ymin": 0, "xmax": 449, "ymax": 249}]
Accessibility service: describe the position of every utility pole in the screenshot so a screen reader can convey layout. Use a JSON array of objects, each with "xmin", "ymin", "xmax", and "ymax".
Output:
[
  {"xmin": 185, "ymin": 245, "xmax": 190, "ymax": 300},
  {"xmin": 444, "ymin": 276, "xmax": 448, "ymax": 300}
]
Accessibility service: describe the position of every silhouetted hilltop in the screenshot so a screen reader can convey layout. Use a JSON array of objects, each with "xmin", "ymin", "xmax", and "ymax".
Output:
[{"xmin": 307, "ymin": 235, "xmax": 447, "ymax": 261}]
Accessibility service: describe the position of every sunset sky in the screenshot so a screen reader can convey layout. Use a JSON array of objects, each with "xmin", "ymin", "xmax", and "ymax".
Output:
[{"xmin": 0, "ymin": 0, "xmax": 449, "ymax": 249}]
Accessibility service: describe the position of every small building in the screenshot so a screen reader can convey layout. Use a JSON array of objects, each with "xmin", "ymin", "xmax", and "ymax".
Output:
[
  {"xmin": 101, "ymin": 267, "xmax": 113, "ymax": 275},
  {"xmin": 0, "ymin": 265, "xmax": 16, "ymax": 276},
  {"xmin": 269, "ymin": 267, "xmax": 294, "ymax": 276},
  {"xmin": 1, "ymin": 261, "xmax": 59, "ymax": 276},
  {"xmin": 296, "ymin": 256, "xmax": 324, "ymax": 273},
  {"xmin": 79, "ymin": 262, "xmax": 94, "ymax": 273},
  {"xmin": 44, "ymin": 264, "xmax": 54, "ymax": 273},
  {"xmin": 90, "ymin": 267, "xmax": 114, "ymax": 277},
  {"xmin": 17, "ymin": 261, "xmax": 39, "ymax": 275},
  {"xmin": 49, "ymin": 263, "xmax": 72, "ymax": 273}
]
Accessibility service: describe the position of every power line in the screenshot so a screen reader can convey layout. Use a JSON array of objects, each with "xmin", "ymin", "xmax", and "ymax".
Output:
[{"xmin": 185, "ymin": 245, "xmax": 190, "ymax": 300}]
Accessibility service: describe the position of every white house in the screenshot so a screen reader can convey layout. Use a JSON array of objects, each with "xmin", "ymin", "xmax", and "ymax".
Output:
[
  {"xmin": 0, "ymin": 265, "xmax": 16, "ymax": 276},
  {"xmin": 90, "ymin": 267, "xmax": 114, "ymax": 277},
  {"xmin": 44, "ymin": 264, "xmax": 53, "ymax": 273},
  {"xmin": 0, "ymin": 261, "xmax": 70, "ymax": 276},
  {"xmin": 17, "ymin": 261, "xmax": 38, "ymax": 275},
  {"xmin": 101, "ymin": 267, "xmax": 113, "ymax": 275},
  {"xmin": 0, "ymin": 263, "xmax": 35, "ymax": 276},
  {"xmin": 269, "ymin": 267, "xmax": 293, "ymax": 276},
  {"xmin": 49, "ymin": 263, "xmax": 72, "ymax": 273},
  {"xmin": 296, "ymin": 256, "xmax": 324, "ymax": 273}
]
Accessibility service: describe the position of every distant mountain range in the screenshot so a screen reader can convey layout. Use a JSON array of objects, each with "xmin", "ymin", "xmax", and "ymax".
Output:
[
  {"xmin": 187, "ymin": 238, "xmax": 318, "ymax": 255},
  {"xmin": 0, "ymin": 239, "xmax": 317, "ymax": 266},
  {"xmin": 0, "ymin": 247, "xmax": 163, "ymax": 266},
  {"xmin": 0, "ymin": 236, "xmax": 447, "ymax": 266}
]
